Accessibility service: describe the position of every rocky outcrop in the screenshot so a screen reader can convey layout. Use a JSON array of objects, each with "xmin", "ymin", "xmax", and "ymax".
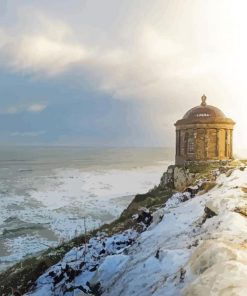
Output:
[
  {"xmin": 159, "ymin": 165, "xmax": 197, "ymax": 191},
  {"xmin": 159, "ymin": 161, "xmax": 234, "ymax": 192}
]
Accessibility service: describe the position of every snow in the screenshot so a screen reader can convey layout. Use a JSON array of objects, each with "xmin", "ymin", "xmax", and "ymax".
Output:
[
  {"xmin": 26, "ymin": 165, "xmax": 247, "ymax": 296},
  {"xmin": 90, "ymin": 255, "xmax": 129, "ymax": 288},
  {"xmin": 100, "ymin": 166, "xmax": 247, "ymax": 296},
  {"xmin": 25, "ymin": 230, "xmax": 138, "ymax": 295}
]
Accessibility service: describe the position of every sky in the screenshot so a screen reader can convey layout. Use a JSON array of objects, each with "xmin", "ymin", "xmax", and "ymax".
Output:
[{"xmin": 0, "ymin": 0, "xmax": 247, "ymax": 147}]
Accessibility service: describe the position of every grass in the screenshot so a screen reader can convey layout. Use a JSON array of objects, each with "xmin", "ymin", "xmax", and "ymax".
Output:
[
  {"xmin": 184, "ymin": 161, "xmax": 224, "ymax": 175},
  {"xmin": 200, "ymin": 181, "xmax": 217, "ymax": 193}
]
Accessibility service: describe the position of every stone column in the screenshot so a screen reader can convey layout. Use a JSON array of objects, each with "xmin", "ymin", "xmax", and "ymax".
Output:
[
  {"xmin": 225, "ymin": 129, "xmax": 228, "ymax": 158},
  {"xmin": 193, "ymin": 128, "xmax": 197, "ymax": 160},
  {"xmin": 204, "ymin": 129, "xmax": 208, "ymax": 160},
  {"xmin": 184, "ymin": 130, "xmax": 188, "ymax": 157},
  {"xmin": 216, "ymin": 128, "xmax": 220, "ymax": 157},
  {"xmin": 178, "ymin": 130, "xmax": 181, "ymax": 156},
  {"xmin": 193, "ymin": 129, "xmax": 197, "ymax": 138},
  {"xmin": 177, "ymin": 130, "xmax": 181, "ymax": 156},
  {"xmin": 230, "ymin": 129, "xmax": 233, "ymax": 158}
]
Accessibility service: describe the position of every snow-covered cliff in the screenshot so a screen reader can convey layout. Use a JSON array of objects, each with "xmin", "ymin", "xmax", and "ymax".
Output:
[
  {"xmin": 8, "ymin": 162, "xmax": 247, "ymax": 296},
  {"xmin": 90, "ymin": 165, "xmax": 247, "ymax": 296}
]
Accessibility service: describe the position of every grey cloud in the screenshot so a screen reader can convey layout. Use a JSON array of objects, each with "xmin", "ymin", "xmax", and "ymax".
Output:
[
  {"xmin": 0, "ymin": 103, "xmax": 47, "ymax": 114},
  {"xmin": 11, "ymin": 131, "xmax": 46, "ymax": 137}
]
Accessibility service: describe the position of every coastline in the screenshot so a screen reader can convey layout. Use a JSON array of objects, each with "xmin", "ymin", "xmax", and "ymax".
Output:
[
  {"xmin": 2, "ymin": 160, "xmax": 242, "ymax": 295},
  {"xmin": 0, "ymin": 161, "xmax": 169, "ymax": 272},
  {"xmin": 0, "ymin": 162, "xmax": 174, "ymax": 295}
]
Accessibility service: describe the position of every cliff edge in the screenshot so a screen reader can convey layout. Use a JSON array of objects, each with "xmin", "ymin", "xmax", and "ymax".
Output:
[{"xmin": 1, "ymin": 161, "xmax": 246, "ymax": 296}]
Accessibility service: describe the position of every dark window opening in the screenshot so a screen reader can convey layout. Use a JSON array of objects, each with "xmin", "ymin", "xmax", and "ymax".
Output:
[{"xmin": 188, "ymin": 138, "xmax": 194, "ymax": 153}]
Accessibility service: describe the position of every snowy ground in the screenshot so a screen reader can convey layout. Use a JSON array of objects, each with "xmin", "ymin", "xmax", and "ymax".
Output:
[{"xmin": 25, "ymin": 165, "xmax": 247, "ymax": 296}]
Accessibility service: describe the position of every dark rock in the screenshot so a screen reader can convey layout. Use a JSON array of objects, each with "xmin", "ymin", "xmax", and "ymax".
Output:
[
  {"xmin": 185, "ymin": 186, "xmax": 198, "ymax": 198},
  {"xmin": 53, "ymin": 272, "xmax": 64, "ymax": 285},
  {"xmin": 179, "ymin": 268, "xmax": 186, "ymax": 283},
  {"xmin": 66, "ymin": 268, "xmax": 76, "ymax": 282},
  {"xmin": 89, "ymin": 265, "xmax": 98, "ymax": 272},
  {"xmin": 136, "ymin": 210, "xmax": 153, "ymax": 226},
  {"xmin": 79, "ymin": 261, "xmax": 85, "ymax": 269},
  {"xmin": 87, "ymin": 281, "xmax": 102, "ymax": 296},
  {"xmin": 48, "ymin": 271, "xmax": 56, "ymax": 277},
  {"xmin": 99, "ymin": 249, "xmax": 106, "ymax": 255},
  {"xmin": 201, "ymin": 206, "xmax": 216, "ymax": 224},
  {"xmin": 127, "ymin": 238, "xmax": 134, "ymax": 245},
  {"xmin": 155, "ymin": 249, "xmax": 160, "ymax": 259}
]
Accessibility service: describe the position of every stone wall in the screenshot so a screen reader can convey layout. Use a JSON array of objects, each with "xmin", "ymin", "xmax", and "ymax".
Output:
[{"xmin": 175, "ymin": 125, "xmax": 234, "ymax": 165}]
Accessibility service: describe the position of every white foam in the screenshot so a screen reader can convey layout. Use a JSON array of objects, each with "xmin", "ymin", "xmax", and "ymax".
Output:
[{"xmin": 0, "ymin": 164, "xmax": 168, "ymax": 270}]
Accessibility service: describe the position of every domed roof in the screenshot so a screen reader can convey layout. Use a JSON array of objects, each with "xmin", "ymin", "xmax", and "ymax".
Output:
[{"xmin": 183, "ymin": 95, "xmax": 226, "ymax": 120}]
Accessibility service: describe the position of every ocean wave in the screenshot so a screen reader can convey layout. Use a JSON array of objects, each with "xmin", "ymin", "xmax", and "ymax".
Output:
[
  {"xmin": 0, "ymin": 217, "xmax": 46, "ymax": 238},
  {"xmin": 0, "ymin": 149, "xmax": 172, "ymax": 271},
  {"xmin": 18, "ymin": 169, "xmax": 33, "ymax": 173}
]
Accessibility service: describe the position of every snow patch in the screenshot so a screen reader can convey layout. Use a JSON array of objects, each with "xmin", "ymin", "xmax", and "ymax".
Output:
[{"xmin": 25, "ymin": 165, "xmax": 247, "ymax": 296}]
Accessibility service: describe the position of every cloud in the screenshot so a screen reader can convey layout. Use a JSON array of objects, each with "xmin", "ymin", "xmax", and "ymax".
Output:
[
  {"xmin": 27, "ymin": 103, "xmax": 47, "ymax": 113},
  {"xmin": 0, "ymin": 106, "xmax": 20, "ymax": 114},
  {"xmin": 0, "ymin": 13, "xmax": 91, "ymax": 76},
  {"xmin": 9, "ymin": 35, "xmax": 89, "ymax": 75},
  {"xmin": 0, "ymin": 3, "xmax": 191, "ymax": 93},
  {"xmin": 0, "ymin": 103, "xmax": 47, "ymax": 114},
  {"xmin": 0, "ymin": 1, "xmax": 247, "ymax": 146},
  {"xmin": 0, "ymin": 1, "xmax": 236, "ymax": 110},
  {"xmin": 11, "ymin": 131, "xmax": 46, "ymax": 137},
  {"xmin": 0, "ymin": 2, "xmax": 227, "ymax": 99}
]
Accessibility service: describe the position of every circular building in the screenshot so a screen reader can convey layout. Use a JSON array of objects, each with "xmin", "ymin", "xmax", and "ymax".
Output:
[{"xmin": 174, "ymin": 95, "xmax": 235, "ymax": 165}]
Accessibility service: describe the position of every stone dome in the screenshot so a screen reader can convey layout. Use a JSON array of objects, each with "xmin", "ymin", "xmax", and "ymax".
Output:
[
  {"xmin": 183, "ymin": 95, "xmax": 226, "ymax": 120},
  {"xmin": 174, "ymin": 94, "xmax": 235, "ymax": 165}
]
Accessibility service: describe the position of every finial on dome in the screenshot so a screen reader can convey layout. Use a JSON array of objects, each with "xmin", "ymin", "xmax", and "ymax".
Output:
[{"xmin": 201, "ymin": 94, "xmax": 207, "ymax": 106}]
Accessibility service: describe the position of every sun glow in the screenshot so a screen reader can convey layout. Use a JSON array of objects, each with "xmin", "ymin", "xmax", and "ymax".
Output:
[
  {"xmin": 204, "ymin": 1, "xmax": 247, "ymax": 149},
  {"xmin": 144, "ymin": 0, "xmax": 247, "ymax": 150}
]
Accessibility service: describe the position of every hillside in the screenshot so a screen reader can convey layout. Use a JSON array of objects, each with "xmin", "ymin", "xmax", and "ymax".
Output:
[{"xmin": 2, "ymin": 161, "xmax": 247, "ymax": 295}]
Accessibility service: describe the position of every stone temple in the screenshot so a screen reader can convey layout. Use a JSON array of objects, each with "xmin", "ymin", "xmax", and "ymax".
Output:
[{"xmin": 175, "ymin": 95, "xmax": 235, "ymax": 165}]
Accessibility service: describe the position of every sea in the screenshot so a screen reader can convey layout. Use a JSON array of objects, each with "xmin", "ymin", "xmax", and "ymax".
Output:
[{"xmin": 0, "ymin": 146, "xmax": 174, "ymax": 271}]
